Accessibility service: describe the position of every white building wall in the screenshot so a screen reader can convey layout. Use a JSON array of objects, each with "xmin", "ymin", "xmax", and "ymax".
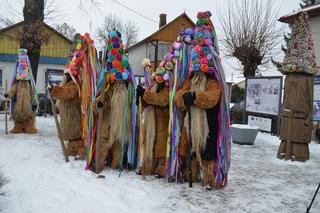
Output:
[
  {"xmin": 127, "ymin": 44, "xmax": 147, "ymax": 77},
  {"xmin": 310, "ymin": 16, "xmax": 320, "ymax": 66},
  {"xmin": 0, "ymin": 61, "xmax": 65, "ymax": 93}
]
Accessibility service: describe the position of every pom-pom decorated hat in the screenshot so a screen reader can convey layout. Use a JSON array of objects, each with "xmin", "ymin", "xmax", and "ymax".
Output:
[
  {"xmin": 154, "ymin": 28, "xmax": 194, "ymax": 85},
  {"xmin": 189, "ymin": 11, "xmax": 219, "ymax": 75},
  {"xmin": 105, "ymin": 30, "xmax": 131, "ymax": 82},
  {"xmin": 15, "ymin": 49, "xmax": 32, "ymax": 81},
  {"xmin": 65, "ymin": 33, "xmax": 94, "ymax": 77}
]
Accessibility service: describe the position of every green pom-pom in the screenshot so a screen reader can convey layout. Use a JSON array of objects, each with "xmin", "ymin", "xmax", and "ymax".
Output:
[
  {"xmin": 120, "ymin": 59, "xmax": 127, "ymax": 68},
  {"xmin": 197, "ymin": 18, "xmax": 205, "ymax": 26},
  {"xmin": 119, "ymin": 48, "xmax": 124, "ymax": 54},
  {"xmin": 108, "ymin": 44, "xmax": 113, "ymax": 50}
]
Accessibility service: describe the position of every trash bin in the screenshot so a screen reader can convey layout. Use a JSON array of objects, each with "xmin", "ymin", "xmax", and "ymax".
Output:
[{"xmin": 231, "ymin": 124, "xmax": 259, "ymax": 145}]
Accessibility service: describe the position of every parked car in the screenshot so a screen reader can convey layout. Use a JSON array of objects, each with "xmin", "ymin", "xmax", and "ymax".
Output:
[{"xmin": 230, "ymin": 101, "xmax": 245, "ymax": 124}]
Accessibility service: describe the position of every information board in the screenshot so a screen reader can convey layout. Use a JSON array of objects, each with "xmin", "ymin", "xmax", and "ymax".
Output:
[{"xmin": 245, "ymin": 77, "xmax": 282, "ymax": 116}]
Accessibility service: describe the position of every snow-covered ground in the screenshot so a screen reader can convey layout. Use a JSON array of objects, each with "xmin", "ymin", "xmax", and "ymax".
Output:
[{"xmin": 0, "ymin": 115, "xmax": 320, "ymax": 213}]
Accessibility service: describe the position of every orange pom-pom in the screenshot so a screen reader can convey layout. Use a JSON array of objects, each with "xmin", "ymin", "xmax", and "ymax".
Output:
[
  {"xmin": 112, "ymin": 60, "xmax": 121, "ymax": 68},
  {"xmin": 201, "ymin": 64, "xmax": 209, "ymax": 73}
]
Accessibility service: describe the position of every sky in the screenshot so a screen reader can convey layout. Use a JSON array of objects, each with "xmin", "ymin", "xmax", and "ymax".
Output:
[{"xmin": 0, "ymin": 0, "xmax": 304, "ymax": 79}]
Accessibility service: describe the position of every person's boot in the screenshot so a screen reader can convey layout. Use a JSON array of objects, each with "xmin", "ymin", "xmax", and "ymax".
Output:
[
  {"xmin": 10, "ymin": 121, "xmax": 24, "ymax": 134},
  {"xmin": 111, "ymin": 142, "xmax": 122, "ymax": 170},
  {"xmin": 66, "ymin": 140, "xmax": 79, "ymax": 156},
  {"xmin": 24, "ymin": 117, "xmax": 38, "ymax": 134},
  {"xmin": 154, "ymin": 158, "xmax": 166, "ymax": 179},
  {"xmin": 203, "ymin": 160, "xmax": 215, "ymax": 190},
  {"xmin": 95, "ymin": 139, "xmax": 110, "ymax": 173},
  {"xmin": 76, "ymin": 140, "xmax": 87, "ymax": 160}
]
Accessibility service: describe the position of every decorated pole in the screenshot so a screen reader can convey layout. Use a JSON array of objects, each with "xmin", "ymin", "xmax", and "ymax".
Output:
[
  {"xmin": 48, "ymin": 89, "xmax": 69, "ymax": 163},
  {"xmin": 187, "ymin": 105, "xmax": 192, "ymax": 188},
  {"xmin": 4, "ymin": 80, "xmax": 8, "ymax": 135}
]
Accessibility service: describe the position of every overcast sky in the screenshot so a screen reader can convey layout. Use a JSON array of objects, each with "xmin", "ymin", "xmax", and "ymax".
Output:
[{"xmin": 0, "ymin": 0, "xmax": 304, "ymax": 79}]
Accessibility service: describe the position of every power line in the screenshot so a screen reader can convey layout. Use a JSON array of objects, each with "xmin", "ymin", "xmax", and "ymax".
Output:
[{"xmin": 111, "ymin": 0, "xmax": 158, "ymax": 24}]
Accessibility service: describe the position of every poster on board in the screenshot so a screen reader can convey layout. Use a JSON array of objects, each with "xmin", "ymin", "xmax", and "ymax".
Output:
[
  {"xmin": 248, "ymin": 115, "xmax": 272, "ymax": 132},
  {"xmin": 245, "ymin": 77, "xmax": 282, "ymax": 115},
  {"xmin": 312, "ymin": 75, "xmax": 320, "ymax": 120},
  {"xmin": 47, "ymin": 71, "xmax": 64, "ymax": 86}
]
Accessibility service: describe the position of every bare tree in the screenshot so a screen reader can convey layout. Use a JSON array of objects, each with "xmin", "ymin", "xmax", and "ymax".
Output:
[
  {"xmin": 221, "ymin": 0, "xmax": 282, "ymax": 77},
  {"xmin": 123, "ymin": 21, "xmax": 139, "ymax": 50},
  {"xmin": 97, "ymin": 13, "xmax": 139, "ymax": 49},
  {"xmin": 53, "ymin": 23, "xmax": 77, "ymax": 40},
  {"xmin": 19, "ymin": 0, "xmax": 49, "ymax": 83}
]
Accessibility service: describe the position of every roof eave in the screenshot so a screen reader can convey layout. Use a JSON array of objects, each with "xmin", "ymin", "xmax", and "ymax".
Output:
[{"xmin": 279, "ymin": 6, "xmax": 320, "ymax": 24}]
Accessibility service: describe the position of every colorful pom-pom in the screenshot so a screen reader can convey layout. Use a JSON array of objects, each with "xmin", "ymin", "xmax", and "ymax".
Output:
[
  {"xmin": 115, "ymin": 72, "xmax": 122, "ymax": 80},
  {"xmin": 122, "ymin": 72, "xmax": 128, "ymax": 80},
  {"xmin": 109, "ymin": 73, "xmax": 115, "ymax": 81},
  {"xmin": 120, "ymin": 59, "xmax": 127, "ymax": 68},
  {"xmin": 201, "ymin": 64, "xmax": 209, "ymax": 73},
  {"xmin": 165, "ymin": 61, "xmax": 173, "ymax": 70},
  {"xmin": 156, "ymin": 75, "xmax": 164, "ymax": 83}
]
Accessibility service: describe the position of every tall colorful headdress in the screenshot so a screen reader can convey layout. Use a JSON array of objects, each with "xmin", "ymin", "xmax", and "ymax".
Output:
[
  {"xmin": 15, "ymin": 49, "xmax": 32, "ymax": 81},
  {"xmin": 189, "ymin": 11, "xmax": 219, "ymax": 75},
  {"xmin": 105, "ymin": 31, "xmax": 132, "ymax": 82}
]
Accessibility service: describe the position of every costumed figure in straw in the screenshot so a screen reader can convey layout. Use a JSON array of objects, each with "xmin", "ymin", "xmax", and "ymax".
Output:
[
  {"xmin": 94, "ymin": 30, "xmax": 137, "ymax": 174},
  {"xmin": 5, "ymin": 49, "xmax": 39, "ymax": 134},
  {"xmin": 49, "ymin": 34, "xmax": 89, "ymax": 159},
  {"xmin": 136, "ymin": 57, "xmax": 170, "ymax": 178},
  {"xmin": 175, "ymin": 11, "xmax": 230, "ymax": 190}
]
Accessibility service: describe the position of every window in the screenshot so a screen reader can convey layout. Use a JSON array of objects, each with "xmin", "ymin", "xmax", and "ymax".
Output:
[{"xmin": 148, "ymin": 42, "xmax": 171, "ymax": 61}]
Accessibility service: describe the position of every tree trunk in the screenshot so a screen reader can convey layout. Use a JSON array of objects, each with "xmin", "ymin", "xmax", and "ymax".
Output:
[
  {"xmin": 243, "ymin": 63, "xmax": 257, "ymax": 77},
  {"xmin": 20, "ymin": 0, "xmax": 44, "ymax": 83}
]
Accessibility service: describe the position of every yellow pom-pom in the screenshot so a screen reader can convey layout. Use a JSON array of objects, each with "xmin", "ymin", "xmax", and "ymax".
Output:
[{"xmin": 142, "ymin": 58, "xmax": 151, "ymax": 67}]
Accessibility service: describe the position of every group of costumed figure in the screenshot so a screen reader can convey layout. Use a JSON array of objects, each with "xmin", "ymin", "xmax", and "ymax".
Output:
[{"xmin": 5, "ymin": 11, "xmax": 230, "ymax": 190}]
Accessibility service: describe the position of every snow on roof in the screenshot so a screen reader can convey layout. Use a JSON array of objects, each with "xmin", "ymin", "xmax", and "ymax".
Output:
[{"xmin": 279, "ymin": 4, "xmax": 320, "ymax": 23}]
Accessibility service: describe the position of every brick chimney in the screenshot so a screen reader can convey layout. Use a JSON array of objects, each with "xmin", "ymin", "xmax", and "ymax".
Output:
[{"xmin": 159, "ymin": 13, "xmax": 167, "ymax": 28}]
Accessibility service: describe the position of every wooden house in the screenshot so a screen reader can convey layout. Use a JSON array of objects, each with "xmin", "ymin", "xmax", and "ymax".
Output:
[
  {"xmin": 0, "ymin": 21, "xmax": 72, "ymax": 93},
  {"xmin": 127, "ymin": 13, "xmax": 195, "ymax": 76}
]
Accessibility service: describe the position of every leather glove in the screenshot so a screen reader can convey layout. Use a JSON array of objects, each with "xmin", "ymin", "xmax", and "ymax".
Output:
[
  {"xmin": 97, "ymin": 100, "xmax": 104, "ymax": 109},
  {"xmin": 156, "ymin": 83, "xmax": 165, "ymax": 93},
  {"xmin": 32, "ymin": 104, "xmax": 38, "ymax": 112},
  {"xmin": 182, "ymin": 92, "xmax": 196, "ymax": 106}
]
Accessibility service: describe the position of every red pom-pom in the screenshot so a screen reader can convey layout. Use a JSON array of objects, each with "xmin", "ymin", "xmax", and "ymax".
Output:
[{"xmin": 111, "ymin": 48, "xmax": 118, "ymax": 55}]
